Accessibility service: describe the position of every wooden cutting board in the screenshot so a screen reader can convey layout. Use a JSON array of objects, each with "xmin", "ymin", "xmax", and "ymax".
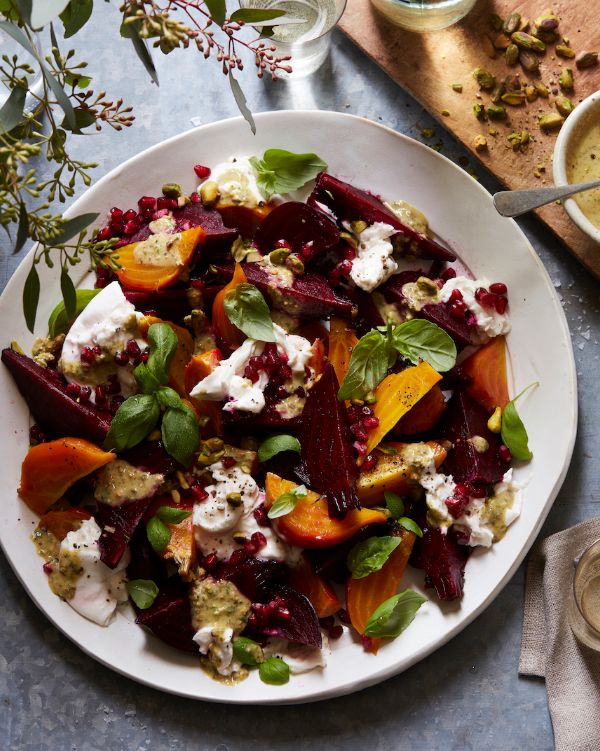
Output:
[{"xmin": 338, "ymin": 0, "xmax": 600, "ymax": 277}]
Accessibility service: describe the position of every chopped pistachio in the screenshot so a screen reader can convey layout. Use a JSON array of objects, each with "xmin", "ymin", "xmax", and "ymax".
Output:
[
  {"xmin": 487, "ymin": 407, "xmax": 502, "ymax": 434},
  {"xmin": 226, "ymin": 492, "xmax": 243, "ymax": 507},
  {"xmin": 512, "ymin": 31, "xmax": 546, "ymax": 52},
  {"xmin": 489, "ymin": 13, "xmax": 504, "ymax": 32},
  {"xmin": 555, "ymin": 95, "xmax": 574, "ymax": 117},
  {"xmin": 505, "ymin": 43, "xmax": 519, "ymax": 65},
  {"xmin": 364, "ymin": 392, "xmax": 377, "ymax": 405},
  {"xmin": 559, "ymin": 67, "xmax": 574, "ymax": 92},
  {"xmin": 534, "ymin": 81, "xmax": 550, "ymax": 98},
  {"xmin": 501, "ymin": 91, "xmax": 526, "ymax": 106},
  {"xmin": 493, "ymin": 33, "xmax": 511, "ymax": 50},
  {"xmin": 518, "ymin": 16, "xmax": 530, "ymax": 33},
  {"xmin": 482, "ymin": 36, "xmax": 497, "ymax": 59},
  {"xmin": 491, "ymin": 85, "xmax": 505, "ymax": 104},
  {"xmin": 451, "ymin": 82, "xmax": 463, "ymax": 92},
  {"xmin": 269, "ymin": 248, "xmax": 290, "ymax": 265},
  {"xmin": 421, "ymin": 127, "xmax": 435, "ymax": 139},
  {"xmin": 473, "ymin": 103, "xmax": 487, "ymax": 121},
  {"xmin": 473, "ymin": 134, "xmax": 488, "ymax": 152},
  {"xmin": 350, "ymin": 219, "xmax": 368, "ymax": 234},
  {"xmin": 507, "ymin": 130, "xmax": 530, "ymax": 152},
  {"xmin": 232, "ymin": 531, "xmax": 247, "ymax": 544},
  {"xmin": 503, "ymin": 11, "xmax": 521, "ymax": 35},
  {"xmin": 503, "ymin": 74, "xmax": 522, "ymax": 92},
  {"xmin": 519, "ymin": 50, "xmax": 540, "ymax": 73},
  {"xmin": 532, "ymin": 11, "xmax": 559, "ymax": 33},
  {"xmin": 556, "ymin": 44, "xmax": 575, "ymax": 59},
  {"xmin": 199, "ymin": 180, "xmax": 220, "ymax": 208},
  {"xmin": 576, "ymin": 51, "xmax": 599, "ymax": 69},
  {"xmin": 538, "ymin": 112, "xmax": 564, "ymax": 131},
  {"xmin": 285, "ymin": 254, "xmax": 305, "ymax": 275},
  {"xmin": 441, "ymin": 109, "xmax": 451, "ymax": 117},
  {"xmin": 487, "ymin": 104, "xmax": 507, "ymax": 120},
  {"xmin": 488, "ymin": 127, "xmax": 499, "ymax": 136},
  {"xmin": 473, "ymin": 67, "xmax": 496, "ymax": 90},
  {"xmin": 525, "ymin": 84, "xmax": 538, "ymax": 102},
  {"xmin": 162, "ymin": 182, "xmax": 182, "ymax": 198}
]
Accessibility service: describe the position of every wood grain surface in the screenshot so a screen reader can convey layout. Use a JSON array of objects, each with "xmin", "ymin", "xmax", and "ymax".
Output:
[{"xmin": 338, "ymin": 0, "xmax": 600, "ymax": 276}]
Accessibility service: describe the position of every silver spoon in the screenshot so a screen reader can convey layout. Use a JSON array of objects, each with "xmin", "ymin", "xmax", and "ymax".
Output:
[{"xmin": 493, "ymin": 179, "xmax": 600, "ymax": 217}]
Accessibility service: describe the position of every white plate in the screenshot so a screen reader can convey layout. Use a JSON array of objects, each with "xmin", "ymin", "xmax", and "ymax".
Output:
[{"xmin": 0, "ymin": 110, "xmax": 577, "ymax": 704}]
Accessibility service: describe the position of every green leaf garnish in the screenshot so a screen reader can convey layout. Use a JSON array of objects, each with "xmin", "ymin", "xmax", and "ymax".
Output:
[
  {"xmin": 103, "ymin": 393, "xmax": 160, "ymax": 452},
  {"xmin": 391, "ymin": 319, "xmax": 457, "ymax": 373},
  {"xmin": 259, "ymin": 656, "xmax": 290, "ymax": 685},
  {"xmin": 232, "ymin": 636, "xmax": 264, "ymax": 666},
  {"xmin": 267, "ymin": 485, "xmax": 307, "ymax": 519},
  {"xmin": 338, "ymin": 330, "xmax": 392, "ymax": 401},
  {"xmin": 155, "ymin": 386, "xmax": 184, "ymax": 410},
  {"xmin": 384, "ymin": 491, "xmax": 405, "ymax": 520},
  {"xmin": 364, "ymin": 589, "xmax": 427, "ymax": 639},
  {"xmin": 146, "ymin": 323, "xmax": 178, "ymax": 384},
  {"xmin": 230, "ymin": 8, "xmax": 285, "ymax": 23},
  {"xmin": 52, "ymin": 212, "xmax": 99, "ymax": 243},
  {"xmin": 224, "ymin": 283, "xmax": 276, "ymax": 342},
  {"xmin": 347, "ymin": 536, "xmax": 401, "ymax": 579},
  {"xmin": 161, "ymin": 403, "xmax": 201, "ymax": 467},
  {"xmin": 397, "ymin": 517, "xmax": 423, "ymax": 538},
  {"xmin": 501, "ymin": 382, "xmax": 538, "ymax": 461},
  {"xmin": 47, "ymin": 288, "xmax": 100, "ymax": 337},
  {"xmin": 23, "ymin": 263, "xmax": 40, "ymax": 334},
  {"xmin": 30, "ymin": 0, "xmax": 71, "ymax": 29},
  {"xmin": 258, "ymin": 434, "xmax": 301, "ymax": 463},
  {"xmin": 134, "ymin": 364, "xmax": 161, "ymax": 394},
  {"xmin": 249, "ymin": 149, "xmax": 327, "ymax": 201},
  {"xmin": 60, "ymin": 0, "xmax": 94, "ymax": 38},
  {"xmin": 146, "ymin": 515, "xmax": 171, "ymax": 553},
  {"xmin": 60, "ymin": 266, "xmax": 77, "ymax": 322},
  {"xmin": 126, "ymin": 579, "xmax": 159, "ymax": 610},
  {"xmin": 0, "ymin": 83, "xmax": 26, "ymax": 135},
  {"xmin": 155, "ymin": 506, "xmax": 192, "ymax": 525},
  {"xmin": 204, "ymin": 0, "xmax": 226, "ymax": 25}
]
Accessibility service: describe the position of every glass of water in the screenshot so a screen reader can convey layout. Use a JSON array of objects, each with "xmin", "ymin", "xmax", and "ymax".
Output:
[
  {"xmin": 569, "ymin": 539, "xmax": 600, "ymax": 651},
  {"xmin": 370, "ymin": 0, "xmax": 477, "ymax": 32},
  {"xmin": 238, "ymin": 0, "xmax": 347, "ymax": 78}
]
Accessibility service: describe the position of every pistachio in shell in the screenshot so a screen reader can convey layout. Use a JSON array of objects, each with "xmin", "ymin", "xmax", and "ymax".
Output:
[
  {"xmin": 512, "ymin": 31, "xmax": 546, "ymax": 53},
  {"xmin": 559, "ymin": 67, "xmax": 574, "ymax": 92},
  {"xmin": 473, "ymin": 67, "xmax": 496, "ymax": 90},
  {"xmin": 576, "ymin": 51, "xmax": 599, "ymax": 69}
]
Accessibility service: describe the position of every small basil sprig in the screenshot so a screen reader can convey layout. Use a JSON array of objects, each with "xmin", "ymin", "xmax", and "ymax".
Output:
[
  {"xmin": 259, "ymin": 656, "xmax": 290, "ymax": 685},
  {"xmin": 146, "ymin": 515, "xmax": 171, "ymax": 553},
  {"xmin": 104, "ymin": 323, "xmax": 200, "ymax": 466},
  {"xmin": 384, "ymin": 491, "xmax": 405, "ymax": 520},
  {"xmin": 155, "ymin": 505, "xmax": 192, "ymax": 524},
  {"xmin": 338, "ymin": 320, "xmax": 456, "ymax": 400},
  {"xmin": 501, "ymin": 382, "xmax": 538, "ymax": 461},
  {"xmin": 232, "ymin": 636, "xmax": 264, "ymax": 667},
  {"xmin": 126, "ymin": 579, "xmax": 159, "ymax": 610},
  {"xmin": 224, "ymin": 283, "xmax": 276, "ymax": 342},
  {"xmin": 267, "ymin": 485, "xmax": 307, "ymax": 519},
  {"xmin": 258, "ymin": 434, "xmax": 301, "ymax": 463},
  {"xmin": 397, "ymin": 517, "xmax": 423, "ymax": 538},
  {"xmin": 364, "ymin": 589, "xmax": 427, "ymax": 639},
  {"xmin": 249, "ymin": 149, "xmax": 327, "ymax": 201},
  {"xmin": 347, "ymin": 536, "xmax": 401, "ymax": 579}
]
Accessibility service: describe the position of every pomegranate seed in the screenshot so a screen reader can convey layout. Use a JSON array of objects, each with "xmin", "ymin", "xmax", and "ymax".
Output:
[
  {"xmin": 300, "ymin": 242, "xmax": 314, "ymax": 259},
  {"xmin": 114, "ymin": 350, "xmax": 129, "ymax": 366},
  {"xmin": 203, "ymin": 553, "xmax": 217, "ymax": 571},
  {"xmin": 123, "ymin": 220, "xmax": 140, "ymax": 236},
  {"xmin": 440, "ymin": 267, "xmax": 457, "ymax": 281},
  {"xmin": 329, "ymin": 625, "xmax": 344, "ymax": 640},
  {"xmin": 29, "ymin": 425, "xmax": 47, "ymax": 444},
  {"xmin": 123, "ymin": 209, "xmax": 138, "ymax": 222},
  {"xmin": 247, "ymin": 612, "xmax": 258, "ymax": 628},
  {"xmin": 97, "ymin": 226, "xmax": 112, "ymax": 242},
  {"xmin": 95, "ymin": 385, "xmax": 107, "ymax": 406},
  {"xmin": 362, "ymin": 416, "xmax": 379, "ymax": 430},
  {"xmin": 465, "ymin": 311, "xmax": 477, "ymax": 327},
  {"xmin": 80, "ymin": 346, "xmax": 96, "ymax": 365},
  {"xmin": 278, "ymin": 364, "xmax": 292, "ymax": 381},
  {"xmin": 490, "ymin": 282, "xmax": 507, "ymax": 295},
  {"xmin": 126, "ymin": 339, "xmax": 141, "ymax": 358},
  {"xmin": 274, "ymin": 239, "xmax": 291, "ymax": 250},
  {"xmin": 66, "ymin": 382, "xmax": 81, "ymax": 399},
  {"xmin": 499, "ymin": 444, "xmax": 512, "ymax": 462},
  {"xmin": 276, "ymin": 385, "xmax": 289, "ymax": 398},
  {"xmin": 344, "ymin": 247, "xmax": 356, "ymax": 261},
  {"xmin": 243, "ymin": 540, "xmax": 258, "ymax": 555},
  {"xmin": 152, "ymin": 208, "xmax": 170, "ymax": 221},
  {"xmin": 42, "ymin": 562, "xmax": 54, "ymax": 575},
  {"xmin": 251, "ymin": 531, "xmax": 267, "ymax": 550},
  {"xmin": 361, "ymin": 635, "xmax": 373, "ymax": 651},
  {"xmin": 244, "ymin": 365, "xmax": 259, "ymax": 383},
  {"xmin": 109, "ymin": 219, "xmax": 124, "ymax": 234},
  {"xmin": 278, "ymin": 349, "xmax": 289, "ymax": 364},
  {"xmin": 353, "ymin": 441, "xmax": 368, "ymax": 456},
  {"xmin": 194, "ymin": 164, "xmax": 211, "ymax": 179},
  {"xmin": 190, "ymin": 484, "xmax": 208, "ymax": 502},
  {"xmin": 449, "ymin": 289, "xmax": 463, "ymax": 302},
  {"xmin": 92, "ymin": 345, "xmax": 102, "ymax": 357},
  {"xmin": 79, "ymin": 386, "xmax": 91, "ymax": 403},
  {"xmin": 474, "ymin": 287, "xmax": 488, "ymax": 303},
  {"xmin": 141, "ymin": 351, "xmax": 149, "ymax": 364},
  {"xmin": 229, "ymin": 549, "xmax": 247, "ymax": 567},
  {"xmin": 253, "ymin": 505, "xmax": 271, "ymax": 527},
  {"xmin": 320, "ymin": 616, "xmax": 335, "ymax": 629},
  {"xmin": 494, "ymin": 296, "xmax": 508, "ymax": 314},
  {"xmin": 137, "ymin": 196, "xmax": 156, "ymax": 211},
  {"xmin": 190, "ymin": 191, "xmax": 201, "ymax": 204},
  {"xmin": 449, "ymin": 301, "xmax": 467, "ymax": 319},
  {"xmin": 109, "ymin": 396, "xmax": 125, "ymax": 414},
  {"xmin": 337, "ymin": 608, "xmax": 351, "ymax": 625},
  {"xmin": 156, "ymin": 196, "xmax": 171, "ymax": 211},
  {"xmin": 221, "ymin": 456, "xmax": 236, "ymax": 469},
  {"xmin": 350, "ymin": 424, "xmax": 368, "ymax": 441},
  {"xmin": 361, "ymin": 454, "xmax": 377, "ymax": 472},
  {"xmin": 110, "ymin": 207, "xmax": 123, "ymax": 220},
  {"xmin": 338, "ymin": 259, "xmax": 353, "ymax": 276},
  {"xmin": 481, "ymin": 292, "xmax": 497, "ymax": 308}
]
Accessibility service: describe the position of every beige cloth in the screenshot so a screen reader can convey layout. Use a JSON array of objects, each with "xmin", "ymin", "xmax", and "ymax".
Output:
[{"xmin": 520, "ymin": 519, "xmax": 600, "ymax": 751}]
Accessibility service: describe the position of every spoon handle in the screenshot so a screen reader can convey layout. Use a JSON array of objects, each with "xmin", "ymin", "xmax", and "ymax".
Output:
[{"xmin": 493, "ymin": 179, "xmax": 600, "ymax": 218}]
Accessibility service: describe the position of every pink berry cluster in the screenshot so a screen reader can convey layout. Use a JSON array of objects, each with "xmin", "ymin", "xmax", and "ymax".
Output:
[{"xmin": 347, "ymin": 403, "xmax": 379, "ymax": 458}]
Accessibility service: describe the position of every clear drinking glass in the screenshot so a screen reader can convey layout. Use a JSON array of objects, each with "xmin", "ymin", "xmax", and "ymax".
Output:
[
  {"xmin": 238, "ymin": 0, "xmax": 347, "ymax": 78},
  {"xmin": 370, "ymin": 0, "xmax": 477, "ymax": 32},
  {"xmin": 569, "ymin": 539, "xmax": 600, "ymax": 651}
]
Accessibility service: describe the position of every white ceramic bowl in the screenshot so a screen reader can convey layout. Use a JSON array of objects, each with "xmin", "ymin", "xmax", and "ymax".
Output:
[{"xmin": 553, "ymin": 90, "xmax": 600, "ymax": 244}]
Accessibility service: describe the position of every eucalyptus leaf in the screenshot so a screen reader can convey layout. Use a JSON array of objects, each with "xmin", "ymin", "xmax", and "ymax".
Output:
[
  {"xmin": 60, "ymin": 266, "xmax": 77, "ymax": 321},
  {"xmin": 392, "ymin": 319, "xmax": 456, "ymax": 373},
  {"xmin": 364, "ymin": 589, "xmax": 427, "ymax": 639},
  {"xmin": 267, "ymin": 485, "xmax": 307, "ymax": 519},
  {"xmin": 224, "ymin": 283, "xmax": 276, "ymax": 342},
  {"xmin": 52, "ymin": 212, "xmax": 99, "ymax": 244},
  {"xmin": 128, "ymin": 21, "xmax": 159, "ymax": 85},
  {"xmin": 347, "ymin": 536, "xmax": 401, "ymax": 579},
  {"xmin": 14, "ymin": 0, "xmax": 32, "ymax": 24},
  {"xmin": 103, "ymin": 393, "xmax": 160, "ymax": 452},
  {"xmin": 232, "ymin": 636, "xmax": 264, "ymax": 667},
  {"xmin": 156, "ymin": 505, "xmax": 192, "ymax": 525},
  {"xmin": 14, "ymin": 201, "xmax": 29, "ymax": 255},
  {"xmin": 259, "ymin": 656, "xmax": 290, "ymax": 685},
  {"xmin": 258, "ymin": 434, "xmax": 301, "ymax": 463},
  {"xmin": 161, "ymin": 405, "xmax": 201, "ymax": 467},
  {"xmin": 230, "ymin": 7, "xmax": 285, "ymax": 22},
  {"xmin": 60, "ymin": 0, "xmax": 93, "ymax": 37},
  {"xmin": 48, "ymin": 288, "xmax": 99, "ymax": 337},
  {"xmin": 501, "ymin": 382, "xmax": 538, "ymax": 461},
  {"xmin": 126, "ymin": 579, "xmax": 159, "ymax": 609},
  {"xmin": 61, "ymin": 107, "xmax": 96, "ymax": 133},
  {"xmin": 0, "ymin": 84, "xmax": 26, "ymax": 135},
  {"xmin": 228, "ymin": 71, "xmax": 256, "ymax": 135},
  {"xmin": 146, "ymin": 515, "xmax": 171, "ymax": 553},
  {"xmin": 204, "ymin": 0, "xmax": 225, "ymax": 24},
  {"xmin": 23, "ymin": 263, "xmax": 40, "ymax": 333},
  {"xmin": 384, "ymin": 491, "xmax": 405, "ymax": 520},
  {"xmin": 338, "ymin": 329, "xmax": 390, "ymax": 401},
  {"xmin": 30, "ymin": 0, "xmax": 71, "ymax": 28},
  {"xmin": 249, "ymin": 149, "xmax": 327, "ymax": 201}
]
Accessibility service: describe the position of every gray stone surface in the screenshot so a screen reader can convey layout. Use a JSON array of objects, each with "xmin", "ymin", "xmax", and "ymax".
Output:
[{"xmin": 2, "ymin": 4, "xmax": 599, "ymax": 748}]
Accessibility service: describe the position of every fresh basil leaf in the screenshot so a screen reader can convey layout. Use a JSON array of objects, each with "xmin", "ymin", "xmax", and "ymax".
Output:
[
  {"xmin": 0, "ymin": 83, "xmax": 26, "ymax": 135},
  {"xmin": 161, "ymin": 405, "xmax": 201, "ymax": 467},
  {"xmin": 228, "ymin": 71, "xmax": 256, "ymax": 135},
  {"xmin": 146, "ymin": 515, "xmax": 171, "ymax": 553},
  {"xmin": 230, "ymin": 7, "xmax": 285, "ymax": 22},
  {"xmin": 155, "ymin": 505, "xmax": 192, "ymax": 525},
  {"xmin": 224, "ymin": 283, "xmax": 276, "ymax": 342},
  {"xmin": 133, "ymin": 363, "xmax": 161, "ymax": 394},
  {"xmin": 103, "ymin": 393, "xmax": 160, "ymax": 452},
  {"xmin": 204, "ymin": 0, "xmax": 225, "ymax": 24},
  {"xmin": 48, "ymin": 288, "xmax": 100, "ymax": 337},
  {"xmin": 267, "ymin": 485, "xmax": 307, "ymax": 519},
  {"xmin": 501, "ymin": 382, "xmax": 538, "ymax": 461},
  {"xmin": 338, "ymin": 329, "xmax": 391, "ymax": 401},
  {"xmin": 384, "ymin": 491, "xmax": 405, "ymax": 520},
  {"xmin": 232, "ymin": 636, "xmax": 264, "ymax": 667},
  {"xmin": 364, "ymin": 589, "xmax": 427, "ymax": 639},
  {"xmin": 258, "ymin": 434, "xmax": 301, "ymax": 463},
  {"xmin": 249, "ymin": 149, "xmax": 327, "ymax": 201},
  {"xmin": 259, "ymin": 656, "xmax": 290, "ymax": 685},
  {"xmin": 156, "ymin": 386, "xmax": 183, "ymax": 410},
  {"xmin": 392, "ymin": 319, "xmax": 456, "ymax": 373},
  {"xmin": 126, "ymin": 579, "xmax": 159, "ymax": 609},
  {"xmin": 146, "ymin": 322, "xmax": 178, "ymax": 384},
  {"xmin": 60, "ymin": 266, "xmax": 77, "ymax": 322},
  {"xmin": 397, "ymin": 517, "xmax": 423, "ymax": 538},
  {"xmin": 30, "ymin": 0, "xmax": 71, "ymax": 29},
  {"xmin": 60, "ymin": 0, "xmax": 93, "ymax": 37},
  {"xmin": 23, "ymin": 263, "xmax": 40, "ymax": 333},
  {"xmin": 347, "ymin": 536, "xmax": 401, "ymax": 579}
]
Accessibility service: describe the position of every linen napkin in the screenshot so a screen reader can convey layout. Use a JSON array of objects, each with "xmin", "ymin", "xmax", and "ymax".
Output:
[{"xmin": 520, "ymin": 518, "xmax": 600, "ymax": 751}]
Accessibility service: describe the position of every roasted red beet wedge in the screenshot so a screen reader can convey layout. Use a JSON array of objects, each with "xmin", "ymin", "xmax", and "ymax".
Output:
[
  {"xmin": 297, "ymin": 363, "xmax": 360, "ymax": 518},
  {"xmin": 217, "ymin": 551, "xmax": 288, "ymax": 602},
  {"xmin": 2, "ymin": 348, "xmax": 112, "ymax": 445},
  {"xmin": 256, "ymin": 585, "xmax": 322, "ymax": 648},
  {"xmin": 310, "ymin": 173, "xmax": 457, "ymax": 263},
  {"xmin": 420, "ymin": 303, "xmax": 479, "ymax": 348},
  {"xmin": 121, "ymin": 440, "xmax": 178, "ymax": 477},
  {"xmin": 135, "ymin": 583, "xmax": 197, "ymax": 653},
  {"xmin": 123, "ymin": 287, "xmax": 192, "ymax": 323},
  {"xmin": 411, "ymin": 526, "xmax": 470, "ymax": 601},
  {"xmin": 436, "ymin": 390, "xmax": 505, "ymax": 486},
  {"xmin": 254, "ymin": 201, "xmax": 340, "ymax": 262},
  {"xmin": 97, "ymin": 497, "xmax": 155, "ymax": 568}
]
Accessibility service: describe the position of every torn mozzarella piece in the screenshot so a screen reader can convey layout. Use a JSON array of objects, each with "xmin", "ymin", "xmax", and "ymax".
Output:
[
  {"xmin": 350, "ymin": 222, "xmax": 398, "ymax": 292},
  {"xmin": 199, "ymin": 156, "xmax": 267, "ymax": 209},
  {"xmin": 439, "ymin": 277, "xmax": 511, "ymax": 341}
]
